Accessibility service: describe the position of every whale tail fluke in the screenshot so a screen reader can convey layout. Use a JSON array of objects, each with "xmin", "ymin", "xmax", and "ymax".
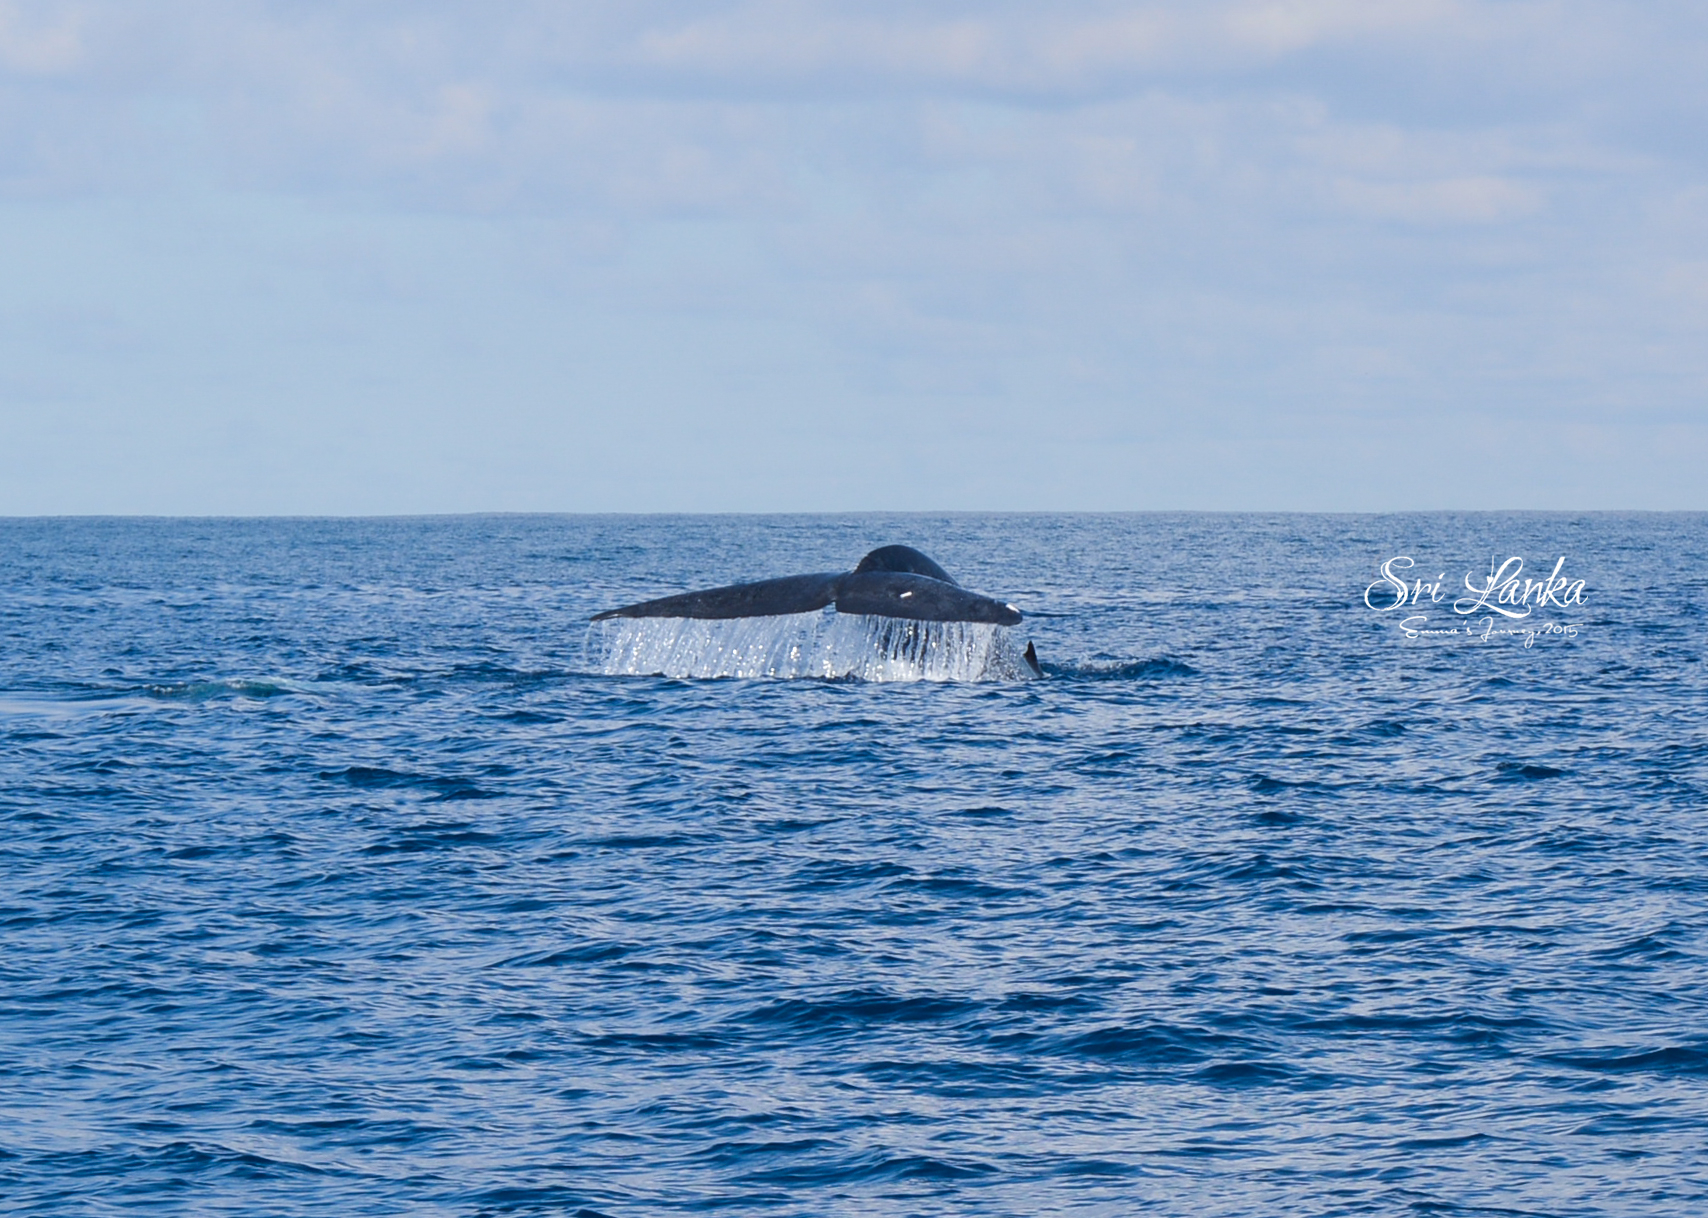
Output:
[{"xmin": 593, "ymin": 545, "xmax": 1023, "ymax": 626}]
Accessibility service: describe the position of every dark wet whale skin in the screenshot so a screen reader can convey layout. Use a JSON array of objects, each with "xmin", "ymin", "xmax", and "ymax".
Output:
[
  {"xmin": 851, "ymin": 544, "xmax": 959, "ymax": 586},
  {"xmin": 591, "ymin": 546, "xmax": 1022, "ymax": 626}
]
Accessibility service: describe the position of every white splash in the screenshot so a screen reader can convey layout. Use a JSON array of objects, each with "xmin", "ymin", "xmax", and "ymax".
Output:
[{"xmin": 587, "ymin": 611, "xmax": 1035, "ymax": 682}]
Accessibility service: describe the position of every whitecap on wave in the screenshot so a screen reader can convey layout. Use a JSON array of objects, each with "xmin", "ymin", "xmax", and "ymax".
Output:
[{"xmin": 587, "ymin": 611, "xmax": 1035, "ymax": 682}]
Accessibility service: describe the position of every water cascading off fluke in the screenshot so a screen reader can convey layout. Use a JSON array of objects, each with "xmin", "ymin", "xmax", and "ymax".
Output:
[{"xmin": 586, "ymin": 611, "xmax": 1037, "ymax": 681}]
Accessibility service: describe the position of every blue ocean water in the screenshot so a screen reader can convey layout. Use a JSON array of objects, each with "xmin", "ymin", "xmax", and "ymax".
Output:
[{"xmin": 2, "ymin": 512, "xmax": 1706, "ymax": 1217}]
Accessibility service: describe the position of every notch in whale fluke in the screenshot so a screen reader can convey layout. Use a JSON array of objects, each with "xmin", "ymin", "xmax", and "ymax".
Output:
[{"xmin": 592, "ymin": 546, "xmax": 1022, "ymax": 626}]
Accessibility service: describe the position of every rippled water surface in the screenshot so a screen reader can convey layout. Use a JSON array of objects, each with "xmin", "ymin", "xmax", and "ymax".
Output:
[{"xmin": 3, "ymin": 513, "xmax": 1707, "ymax": 1216}]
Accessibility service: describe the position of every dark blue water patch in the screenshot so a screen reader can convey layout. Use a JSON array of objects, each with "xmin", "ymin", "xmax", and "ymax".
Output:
[
  {"xmin": 784, "ymin": 858, "xmax": 913, "ymax": 889},
  {"xmin": 1049, "ymin": 656, "xmax": 1199, "ymax": 680},
  {"xmin": 885, "ymin": 871, "xmax": 1039, "ymax": 902},
  {"xmin": 361, "ymin": 822, "xmax": 510, "ymax": 853},
  {"xmin": 743, "ymin": 989, "xmax": 980, "ymax": 1034},
  {"xmin": 578, "ymin": 831, "xmax": 716, "ymax": 850},
  {"xmin": 580, "ymin": 1030, "xmax": 728, "ymax": 1054},
  {"xmin": 3, "ymin": 512, "xmax": 1708, "ymax": 1216},
  {"xmin": 856, "ymin": 1058, "xmax": 1055, "ymax": 1099},
  {"xmin": 734, "ymin": 1147, "xmax": 997, "ymax": 1187},
  {"xmin": 1544, "ymin": 1043, "xmax": 1708, "ymax": 1077},
  {"xmin": 1393, "ymin": 1131, "xmax": 1503, "ymax": 1151},
  {"xmin": 1593, "ymin": 927, "xmax": 1695, "ymax": 966},
  {"xmin": 318, "ymin": 766, "xmax": 500, "ymax": 801},
  {"xmin": 1044, "ymin": 1020, "xmax": 1263, "ymax": 1066},
  {"xmin": 1185, "ymin": 1058, "xmax": 1303, "ymax": 1089},
  {"xmin": 688, "ymin": 1136, "xmax": 837, "ymax": 1171},
  {"xmin": 463, "ymin": 1185, "xmax": 614, "ymax": 1216},
  {"xmin": 1248, "ymin": 772, "xmax": 1341, "ymax": 794},
  {"xmin": 493, "ymin": 709, "xmax": 562, "ymax": 725},
  {"xmin": 997, "ymin": 990, "xmax": 1103, "ymax": 1015},
  {"xmin": 494, "ymin": 942, "xmax": 632, "ymax": 967},
  {"xmin": 1360, "ymin": 718, "xmax": 1409, "ymax": 737},
  {"xmin": 1492, "ymin": 761, "xmax": 1570, "ymax": 782}
]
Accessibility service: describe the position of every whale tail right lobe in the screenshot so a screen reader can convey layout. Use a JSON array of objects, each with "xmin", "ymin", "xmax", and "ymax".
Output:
[{"xmin": 833, "ymin": 571, "xmax": 1020, "ymax": 625}]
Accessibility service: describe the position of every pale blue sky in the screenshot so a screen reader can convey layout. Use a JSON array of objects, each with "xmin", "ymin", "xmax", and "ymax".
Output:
[{"xmin": 1, "ymin": 1, "xmax": 1704, "ymax": 512}]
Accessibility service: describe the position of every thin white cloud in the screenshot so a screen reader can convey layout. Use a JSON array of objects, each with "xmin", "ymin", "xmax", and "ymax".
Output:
[
  {"xmin": 1333, "ymin": 175, "xmax": 1543, "ymax": 224},
  {"xmin": 627, "ymin": 0, "xmax": 1488, "ymax": 87},
  {"xmin": 0, "ymin": 0, "xmax": 85, "ymax": 74},
  {"xmin": 1220, "ymin": 0, "xmax": 1459, "ymax": 54},
  {"xmin": 2, "ymin": 1, "xmax": 1705, "ymax": 509},
  {"xmin": 2, "ymin": 1, "xmax": 1698, "ymax": 212}
]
